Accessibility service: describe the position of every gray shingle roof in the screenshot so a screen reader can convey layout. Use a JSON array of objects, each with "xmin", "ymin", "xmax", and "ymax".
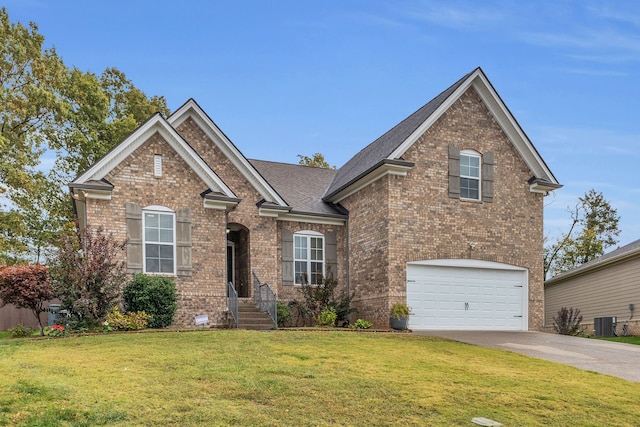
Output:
[
  {"xmin": 546, "ymin": 238, "xmax": 640, "ymax": 285},
  {"xmin": 249, "ymin": 159, "xmax": 344, "ymax": 217},
  {"xmin": 324, "ymin": 68, "xmax": 478, "ymax": 199}
]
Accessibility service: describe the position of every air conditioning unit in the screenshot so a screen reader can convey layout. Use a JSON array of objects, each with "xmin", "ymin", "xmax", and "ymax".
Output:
[{"xmin": 594, "ymin": 317, "xmax": 616, "ymax": 337}]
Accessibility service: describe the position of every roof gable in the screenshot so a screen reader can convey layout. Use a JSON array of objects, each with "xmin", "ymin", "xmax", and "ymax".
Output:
[
  {"xmin": 168, "ymin": 99, "xmax": 288, "ymax": 207},
  {"xmin": 249, "ymin": 159, "xmax": 344, "ymax": 217},
  {"xmin": 71, "ymin": 114, "xmax": 236, "ymax": 198},
  {"xmin": 324, "ymin": 67, "xmax": 561, "ymax": 202}
]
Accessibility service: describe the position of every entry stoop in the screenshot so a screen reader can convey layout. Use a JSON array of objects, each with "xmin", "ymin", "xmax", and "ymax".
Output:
[{"xmin": 237, "ymin": 299, "xmax": 275, "ymax": 330}]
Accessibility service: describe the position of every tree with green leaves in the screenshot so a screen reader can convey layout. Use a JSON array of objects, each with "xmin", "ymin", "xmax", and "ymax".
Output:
[
  {"xmin": 0, "ymin": 8, "xmax": 169, "ymax": 262},
  {"xmin": 0, "ymin": 7, "xmax": 66, "ymax": 196},
  {"xmin": 297, "ymin": 153, "xmax": 336, "ymax": 169},
  {"xmin": 544, "ymin": 189, "xmax": 621, "ymax": 278}
]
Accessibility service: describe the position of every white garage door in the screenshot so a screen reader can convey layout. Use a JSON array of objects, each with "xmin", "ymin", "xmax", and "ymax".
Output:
[{"xmin": 407, "ymin": 260, "xmax": 528, "ymax": 331}]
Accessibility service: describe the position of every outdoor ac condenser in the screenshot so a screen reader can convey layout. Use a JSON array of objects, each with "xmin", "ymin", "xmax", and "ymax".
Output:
[{"xmin": 594, "ymin": 317, "xmax": 616, "ymax": 337}]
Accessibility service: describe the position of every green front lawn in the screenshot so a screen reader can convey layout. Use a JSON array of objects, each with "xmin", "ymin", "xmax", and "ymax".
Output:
[
  {"xmin": 1, "ymin": 330, "xmax": 639, "ymax": 426},
  {"xmin": 600, "ymin": 335, "xmax": 640, "ymax": 345}
]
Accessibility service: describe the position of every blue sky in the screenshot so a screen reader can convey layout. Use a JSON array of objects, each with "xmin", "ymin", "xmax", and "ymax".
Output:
[{"xmin": 5, "ymin": 0, "xmax": 640, "ymax": 247}]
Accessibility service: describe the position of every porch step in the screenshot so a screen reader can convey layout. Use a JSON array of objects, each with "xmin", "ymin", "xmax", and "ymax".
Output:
[{"xmin": 236, "ymin": 300, "xmax": 275, "ymax": 330}]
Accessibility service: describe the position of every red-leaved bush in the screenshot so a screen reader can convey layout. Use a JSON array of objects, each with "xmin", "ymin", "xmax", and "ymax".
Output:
[
  {"xmin": 0, "ymin": 265, "xmax": 53, "ymax": 335},
  {"xmin": 49, "ymin": 226, "xmax": 127, "ymax": 328}
]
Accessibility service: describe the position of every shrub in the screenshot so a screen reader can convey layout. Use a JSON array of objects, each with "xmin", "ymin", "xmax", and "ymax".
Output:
[
  {"xmin": 105, "ymin": 306, "xmax": 149, "ymax": 331},
  {"xmin": 390, "ymin": 302, "xmax": 410, "ymax": 319},
  {"xmin": 49, "ymin": 226, "xmax": 126, "ymax": 327},
  {"xmin": 318, "ymin": 307, "xmax": 337, "ymax": 327},
  {"xmin": 351, "ymin": 319, "xmax": 372, "ymax": 330},
  {"xmin": 124, "ymin": 274, "xmax": 177, "ymax": 328},
  {"xmin": 297, "ymin": 273, "xmax": 355, "ymax": 326},
  {"xmin": 9, "ymin": 324, "xmax": 34, "ymax": 338},
  {"xmin": 288, "ymin": 300, "xmax": 314, "ymax": 327},
  {"xmin": 553, "ymin": 307, "xmax": 584, "ymax": 336},
  {"xmin": 44, "ymin": 324, "xmax": 66, "ymax": 337},
  {"xmin": 276, "ymin": 301, "xmax": 292, "ymax": 327},
  {"xmin": 328, "ymin": 291, "xmax": 356, "ymax": 324}
]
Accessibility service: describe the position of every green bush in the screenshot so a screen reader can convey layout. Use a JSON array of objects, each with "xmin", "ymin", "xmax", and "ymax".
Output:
[
  {"xmin": 318, "ymin": 307, "xmax": 337, "ymax": 327},
  {"xmin": 44, "ymin": 325, "xmax": 67, "ymax": 337},
  {"xmin": 9, "ymin": 324, "xmax": 34, "ymax": 337},
  {"xmin": 276, "ymin": 301, "xmax": 292, "ymax": 327},
  {"xmin": 105, "ymin": 306, "xmax": 150, "ymax": 331},
  {"xmin": 296, "ymin": 273, "xmax": 355, "ymax": 326},
  {"xmin": 123, "ymin": 274, "xmax": 177, "ymax": 328},
  {"xmin": 390, "ymin": 302, "xmax": 410, "ymax": 319},
  {"xmin": 351, "ymin": 319, "xmax": 372, "ymax": 330}
]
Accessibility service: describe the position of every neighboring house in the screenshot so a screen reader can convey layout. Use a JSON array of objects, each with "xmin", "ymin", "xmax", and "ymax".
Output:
[
  {"xmin": 545, "ymin": 239, "xmax": 640, "ymax": 335},
  {"xmin": 68, "ymin": 67, "xmax": 560, "ymax": 331}
]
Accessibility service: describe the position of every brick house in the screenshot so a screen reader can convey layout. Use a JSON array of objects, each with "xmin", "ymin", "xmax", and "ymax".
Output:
[{"xmin": 69, "ymin": 67, "xmax": 560, "ymax": 331}]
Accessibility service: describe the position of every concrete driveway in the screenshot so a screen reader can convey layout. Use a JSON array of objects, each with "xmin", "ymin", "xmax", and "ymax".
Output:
[{"xmin": 415, "ymin": 330, "xmax": 640, "ymax": 382}]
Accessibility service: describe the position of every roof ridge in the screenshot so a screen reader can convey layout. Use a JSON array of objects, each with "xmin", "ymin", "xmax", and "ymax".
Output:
[{"xmin": 324, "ymin": 68, "xmax": 478, "ymax": 199}]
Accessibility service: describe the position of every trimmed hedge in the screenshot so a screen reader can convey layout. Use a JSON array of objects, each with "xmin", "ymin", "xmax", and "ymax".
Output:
[{"xmin": 123, "ymin": 274, "xmax": 177, "ymax": 328}]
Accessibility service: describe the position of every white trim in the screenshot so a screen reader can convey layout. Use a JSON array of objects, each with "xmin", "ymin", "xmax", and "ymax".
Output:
[
  {"xmin": 326, "ymin": 162, "xmax": 413, "ymax": 203},
  {"xmin": 277, "ymin": 213, "xmax": 346, "ymax": 226},
  {"xmin": 203, "ymin": 198, "xmax": 240, "ymax": 210},
  {"xmin": 293, "ymin": 231, "xmax": 325, "ymax": 285},
  {"xmin": 168, "ymin": 100, "xmax": 288, "ymax": 206},
  {"xmin": 296, "ymin": 230, "xmax": 323, "ymax": 237},
  {"xmin": 388, "ymin": 69, "xmax": 559, "ymax": 188},
  {"xmin": 460, "ymin": 149, "xmax": 481, "ymax": 201},
  {"xmin": 258, "ymin": 207, "xmax": 285, "ymax": 218},
  {"xmin": 71, "ymin": 115, "xmax": 237, "ymax": 199},
  {"xmin": 144, "ymin": 205, "xmax": 174, "ymax": 212},
  {"xmin": 72, "ymin": 188, "xmax": 112, "ymax": 201},
  {"xmin": 142, "ymin": 208, "xmax": 177, "ymax": 275},
  {"xmin": 407, "ymin": 259, "xmax": 527, "ymax": 271}
]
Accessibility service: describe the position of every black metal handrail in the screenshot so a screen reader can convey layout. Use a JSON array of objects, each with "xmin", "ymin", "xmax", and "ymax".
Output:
[
  {"xmin": 252, "ymin": 272, "xmax": 277, "ymax": 328},
  {"xmin": 227, "ymin": 281, "xmax": 238, "ymax": 328}
]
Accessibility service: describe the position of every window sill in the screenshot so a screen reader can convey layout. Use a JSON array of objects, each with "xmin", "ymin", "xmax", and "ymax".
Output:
[{"xmin": 459, "ymin": 197, "xmax": 483, "ymax": 203}]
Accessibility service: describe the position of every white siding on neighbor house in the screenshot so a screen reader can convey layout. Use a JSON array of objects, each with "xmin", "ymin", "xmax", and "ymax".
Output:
[{"xmin": 545, "ymin": 257, "xmax": 640, "ymax": 327}]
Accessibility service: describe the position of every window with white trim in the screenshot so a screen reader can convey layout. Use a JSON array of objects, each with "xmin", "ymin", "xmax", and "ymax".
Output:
[
  {"xmin": 294, "ymin": 231, "xmax": 324, "ymax": 285},
  {"xmin": 143, "ymin": 207, "xmax": 175, "ymax": 274},
  {"xmin": 460, "ymin": 150, "xmax": 481, "ymax": 200}
]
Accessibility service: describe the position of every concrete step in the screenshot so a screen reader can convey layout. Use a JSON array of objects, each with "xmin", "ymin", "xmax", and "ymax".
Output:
[{"xmin": 235, "ymin": 300, "xmax": 275, "ymax": 330}]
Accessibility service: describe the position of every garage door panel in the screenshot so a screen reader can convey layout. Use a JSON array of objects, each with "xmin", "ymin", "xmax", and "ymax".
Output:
[{"xmin": 407, "ymin": 263, "xmax": 527, "ymax": 331}]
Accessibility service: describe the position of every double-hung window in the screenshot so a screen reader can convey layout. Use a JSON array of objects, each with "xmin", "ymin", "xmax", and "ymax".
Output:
[
  {"xmin": 460, "ymin": 150, "xmax": 481, "ymax": 200},
  {"xmin": 143, "ymin": 208, "xmax": 175, "ymax": 274},
  {"xmin": 294, "ymin": 232, "xmax": 324, "ymax": 285}
]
